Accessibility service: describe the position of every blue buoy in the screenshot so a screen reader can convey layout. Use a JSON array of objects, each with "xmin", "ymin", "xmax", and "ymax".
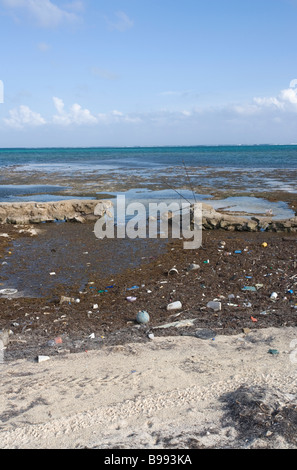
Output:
[{"xmin": 136, "ymin": 311, "xmax": 150, "ymax": 324}]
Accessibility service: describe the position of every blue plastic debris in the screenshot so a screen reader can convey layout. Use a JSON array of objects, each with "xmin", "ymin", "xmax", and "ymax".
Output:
[
  {"xmin": 242, "ymin": 286, "xmax": 257, "ymax": 292},
  {"xmin": 268, "ymin": 349, "xmax": 279, "ymax": 355}
]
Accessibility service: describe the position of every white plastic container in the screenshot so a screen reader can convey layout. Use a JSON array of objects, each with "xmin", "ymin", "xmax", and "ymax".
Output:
[
  {"xmin": 167, "ymin": 301, "xmax": 182, "ymax": 311},
  {"xmin": 207, "ymin": 301, "xmax": 222, "ymax": 312}
]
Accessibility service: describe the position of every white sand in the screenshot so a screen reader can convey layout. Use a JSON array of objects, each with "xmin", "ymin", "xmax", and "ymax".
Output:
[{"xmin": 1, "ymin": 326, "xmax": 297, "ymax": 449}]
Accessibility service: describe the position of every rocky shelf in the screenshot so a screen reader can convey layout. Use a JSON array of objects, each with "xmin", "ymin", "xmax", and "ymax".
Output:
[
  {"xmin": 0, "ymin": 199, "xmax": 296, "ymax": 232},
  {"xmin": 0, "ymin": 199, "xmax": 113, "ymax": 225},
  {"xmin": 193, "ymin": 203, "xmax": 297, "ymax": 232}
]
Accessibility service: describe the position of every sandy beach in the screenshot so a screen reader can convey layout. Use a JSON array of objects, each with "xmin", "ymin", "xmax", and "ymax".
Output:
[{"xmin": 1, "ymin": 326, "xmax": 297, "ymax": 449}]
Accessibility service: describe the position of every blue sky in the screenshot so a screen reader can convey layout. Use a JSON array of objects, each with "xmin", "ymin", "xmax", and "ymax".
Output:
[{"xmin": 1, "ymin": 0, "xmax": 297, "ymax": 146}]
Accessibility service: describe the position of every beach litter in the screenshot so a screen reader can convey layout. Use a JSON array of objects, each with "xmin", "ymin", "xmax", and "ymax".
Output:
[
  {"xmin": 207, "ymin": 301, "xmax": 222, "ymax": 312},
  {"xmin": 270, "ymin": 292, "xmax": 278, "ymax": 300},
  {"xmin": 168, "ymin": 267, "xmax": 178, "ymax": 275},
  {"xmin": 154, "ymin": 319, "xmax": 196, "ymax": 329},
  {"xmin": 49, "ymin": 336, "xmax": 63, "ymax": 345},
  {"xmin": 256, "ymin": 284, "xmax": 264, "ymax": 290},
  {"xmin": 136, "ymin": 311, "xmax": 150, "ymax": 324},
  {"xmin": 60, "ymin": 296, "xmax": 76, "ymax": 305},
  {"xmin": 37, "ymin": 356, "xmax": 50, "ymax": 363},
  {"xmin": 0, "ymin": 288, "xmax": 18, "ymax": 296},
  {"xmin": 195, "ymin": 328, "xmax": 217, "ymax": 340},
  {"xmin": 268, "ymin": 349, "xmax": 279, "ymax": 355},
  {"xmin": 218, "ymin": 241, "xmax": 226, "ymax": 249},
  {"xmin": 167, "ymin": 301, "xmax": 182, "ymax": 311},
  {"xmin": 126, "ymin": 296, "xmax": 137, "ymax": 302},
  {"xmin": 187, "ymin": 263, "xmax": 200, "ymax": 272}
]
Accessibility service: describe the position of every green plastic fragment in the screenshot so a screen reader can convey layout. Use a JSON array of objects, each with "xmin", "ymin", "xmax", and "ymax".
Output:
[{"xmin": 268, "ymin": 349, "xmax": 279, "ymax": 355}]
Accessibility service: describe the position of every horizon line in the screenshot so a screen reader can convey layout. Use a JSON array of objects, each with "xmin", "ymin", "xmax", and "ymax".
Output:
[{"xmin": 1, "ymin": 143, "xmax": 297, "ymax": 150}]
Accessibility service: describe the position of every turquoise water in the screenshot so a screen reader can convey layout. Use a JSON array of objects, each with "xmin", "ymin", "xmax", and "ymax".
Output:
[
  {"xmin": 0, "ymin": 145, "xmax": 297, "ymax": 170},
  {"xmin": 0, "ymin": 146, "xmax": 296, "ymax": 212}
]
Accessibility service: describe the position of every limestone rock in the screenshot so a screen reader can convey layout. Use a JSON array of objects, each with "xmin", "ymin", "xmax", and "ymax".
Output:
[
  {"xmin": 188, "ymin": 203, "xmax": 296, "ymax": 233},
  {"xmin": 0, "ymin": 199, "xmax": 113, "ymax": 225}
]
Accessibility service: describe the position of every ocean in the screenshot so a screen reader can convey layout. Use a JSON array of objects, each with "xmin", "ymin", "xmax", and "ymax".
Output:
[
  {"xmin": 0, "ymin": 145, "xmax": 297, "ymax": 170},
  {"xmin": 0, "ymin": 145, "xmax": 296, "ymax": 218}
]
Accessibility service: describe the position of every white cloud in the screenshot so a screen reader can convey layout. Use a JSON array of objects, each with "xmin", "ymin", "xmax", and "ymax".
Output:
[
  {"xmin": 253, "ymin": 96, "xmax": 282, "ymax": 107},
  {"xmin": 279, "ymin": 86, "xmax": 297, "ymax": 106},
  {"xmin": 181, "ymin": 110, "xmax": 192, "ymax": 117},
  {"xmin": 112, "ymin": 110, "xmax": 124, "ymax": 117},
  {"xmin": 52, "ymin": 97, "xmax": 98, "ymax": 125},
  {"xmin": 232, "ymin": 104, "xmax": 260, "ymax": 115},
  {"xmin": 104, "ymin": 10, "xmax": 134, "ymax": 32},
  {"xmin": 5, "ymin": 79, "xmax": 297, "ymax": 138},
  {"xmin": 1, "ymin": 0, "xmax": 81, "ymax": 28},
  {"xmin": 251, "ymin": 80, "xmax": 297, "ymax": 113},
  {"xmin": 4, "ymin": 105, "xmax": 46, "ymax": 128},
  {"xmin": 226, "ymin": 80, "xmax": 297, "ymax": 117},
  {"xmin": 95, "ymin": 109, "xmax": 142, "ymax": 125}
]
